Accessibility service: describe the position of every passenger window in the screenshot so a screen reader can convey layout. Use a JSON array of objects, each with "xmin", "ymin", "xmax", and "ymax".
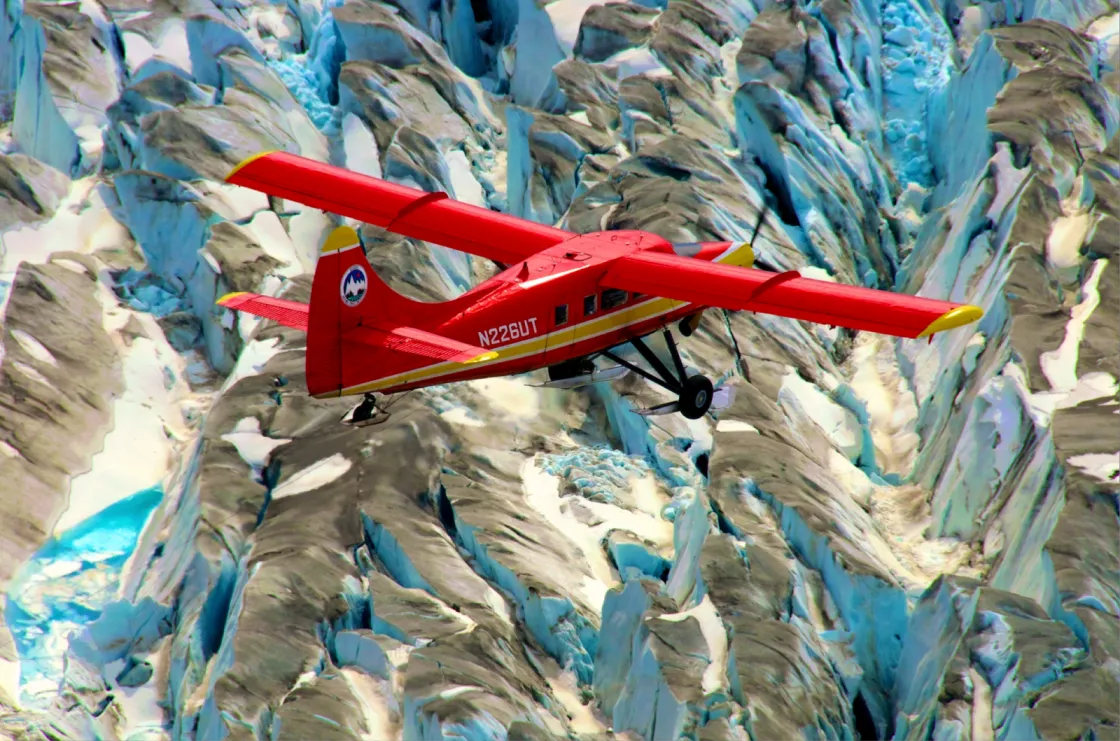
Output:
[
  {"xmin": 554, "ymin": 304, "xmax": 569, "ymax": 326},
  {"xmin": 602, "ymin": 288, "xmax": 628, "ymax": 310},
  {"xmin": 583, "ymin": 294, "xmax": 597, "ymax": 316}
]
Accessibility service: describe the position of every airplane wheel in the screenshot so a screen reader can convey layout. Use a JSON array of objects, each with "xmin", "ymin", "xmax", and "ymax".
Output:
[{"xmin": 678, "ymin": 375, "xmax": 714, "ymax": 419}]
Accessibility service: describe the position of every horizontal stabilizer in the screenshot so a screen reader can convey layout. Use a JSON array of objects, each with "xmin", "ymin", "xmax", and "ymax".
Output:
[
  {"xmin": 217, "ymin": 292, "xmax": 309, "ymax": 331},
  {"xmin": 345, "ymin": 325, "xmax": 498, "ymax": 365}
]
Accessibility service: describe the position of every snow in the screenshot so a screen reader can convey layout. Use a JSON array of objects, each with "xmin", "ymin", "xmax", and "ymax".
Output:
[
  {"xmin": 340, "ymin": 667, "xmax": 398, "ymax": 740},
  {"xmin": 521, "ymin": 459, "xmax": 672, "ymax": 615},
  {"xmin": 10, "ymin": 361, "xmax": 55, "ymax": 390},
  {"xmin": 221, "ymin": 417, "xmax": 291, "ymax": 470},
  {"xmin": 121, "ymin": 21, "xmax": 191, "ymax": 80},
  {"xmin": 55, "ymin": 331, "xmax": 188, "ymax": 534},
  {"xmin": 779, "ymin": 369, "xmax": 863, "ymax": 460},
  {"xmin": 446, "ymin": 149, "xmax": 487, "ymax": 206},
  {"xmin": 714, "ymin": 419, "xmax": 758, "ymax": 434},
  {"xmin": 271, "ymin": 453, "xmax": 353, "ymax": 499},
  {"xmin": 657, "ymin": 595, "xmax": 727, "ymax": 694},
  {"xmin": 0, "ymin": 178, "xmax": 128, "ymax": 332},
  {"xmin": 342, "ymin": 112, "xmax": 382, "ymax": 178},
  {"xmin": 604, "ymin": 47, "xmax": 673, "ymax": 80},
  {"xmin": 543, "ymin": 0, "xmax": 603, "ymax": 54},
  {"xmin": 10, "ymin": 330, "xmax": 59, "ymax": 366},
  {"xmin": 1065, "ymin": 452, "xmax": 1120, "ymax": 482},
  {"xmin": 221, "ymin": 336, "xmax": 283, "ymax": 391},
  {"xmin": 1040, "ymin": 259, "xmax": 1109, "ymax": 392}
]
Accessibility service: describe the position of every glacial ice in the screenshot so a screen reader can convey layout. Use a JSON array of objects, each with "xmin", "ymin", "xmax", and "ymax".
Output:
[{"xmin": 3, "ymin": 0, "xmax": 1118, "ymax": 737}]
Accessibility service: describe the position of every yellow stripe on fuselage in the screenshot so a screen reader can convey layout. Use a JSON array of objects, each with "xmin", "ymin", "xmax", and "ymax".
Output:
[{"xmin": 328, "ymin": 241, "xmax": 754, "ymax": 396}]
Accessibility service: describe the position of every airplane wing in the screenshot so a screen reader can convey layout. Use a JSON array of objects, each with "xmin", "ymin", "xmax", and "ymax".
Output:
[
  {"xmin": 217, "ymin": 292, "xmax": 309, "ymax": 331},
  {"xmin": 344, "ymin": 325, "xmax": 497, "ymax": 364},
  {"xmin": 225, "ymin": 151, "xmax": 573, "ymax": 265},
  {"xmin": 601, "ymin": 251, "xmax": 983, "ymax": 338}
]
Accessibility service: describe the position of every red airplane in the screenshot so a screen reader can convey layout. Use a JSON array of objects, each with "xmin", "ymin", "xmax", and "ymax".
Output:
[{"xmin": 216, "ymin": 151, "xmax": 983, "ymax": 424}]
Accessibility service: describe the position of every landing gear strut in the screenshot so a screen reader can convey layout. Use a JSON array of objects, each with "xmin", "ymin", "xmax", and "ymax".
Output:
[{"xmin": 601, "ymin": 328, "xmax": 714, "ymax": 419}]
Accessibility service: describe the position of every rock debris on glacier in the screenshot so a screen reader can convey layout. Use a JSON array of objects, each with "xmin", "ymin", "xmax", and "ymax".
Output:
[{"xmin": 1, "ymin": 0, "xmax": 1118, "ymax": 739}]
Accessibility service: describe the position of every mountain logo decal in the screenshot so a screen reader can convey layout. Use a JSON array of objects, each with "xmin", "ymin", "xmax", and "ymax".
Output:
[{"xmin": 340, "ymin": 265, "xmax": 368, "ymax": 307}]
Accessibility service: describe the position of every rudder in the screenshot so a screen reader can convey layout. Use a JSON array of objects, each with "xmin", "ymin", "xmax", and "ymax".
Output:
[{"xmin": 306, "ymin": 225, "xmax": 411, "ymax": 398}]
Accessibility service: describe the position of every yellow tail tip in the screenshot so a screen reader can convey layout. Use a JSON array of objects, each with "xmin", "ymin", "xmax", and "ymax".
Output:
[
  {"xmin": 321, "ymin": 225, "xmax": 362, "ymax": 254},
  {"xmin": 464, "ymin": 351, "xmax": 499, "ymax": 364},
  {"xmin": 217, "ymin": 291, "xmax": 249, "ymax": 307},
  {"xmin": 226, "ymin": 150, "xmax": 279, "ymax": 182},
  {"xmin": 918, "ymin": 305, "xmax": 985, "ymax": 337}
]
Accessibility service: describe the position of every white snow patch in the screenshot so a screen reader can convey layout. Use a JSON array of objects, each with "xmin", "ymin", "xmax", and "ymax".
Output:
[
  {"xmin": 543, "ymin": 0, "xmax": 603, "ymax": 53},
  {"xmin": 340, "ymin": 668, "xmax": 398, "ymax": 740},
  {"xmin": 604, "ymin": 46, "xmax": 673, "ymax": 79},
  {"xmin": 715, "ymin": 419, "xmax": 758, "ymax": 433},
  {"xmin": 1065, "ymin": 452, "xmax": 1119, "ymax": 482},
  {"xmin": 567, "ymin": 110, "xmax": 591, "ymax": 126},
  {"xmin": 221, "ymin": 417, "xmax": 291, "ymax": 469},
  {"xmin": 1046, "ymin": 211, "xmax": 1092, "ymax": 276},
  {"xmin": 1089, "ymin": 12, "xmax": 1119, "ymax": 66},
  {"xmin": 342, "ymin": 113, "xmax": 382, "ymax": 179},
  {"xmin": 483, "ymin": 586, "xmax": 514, "ymax": 625},
  {"xmin": 271, "ymin": 454, "xmax": 352, "ymax": 500},
  {"xmin": 242, "ymin": 211, "xmax": 304, "ymax": 279},
  {"xmin": 111, "ymin": 653, "xmax": 167, "ymax": 739},
  {"xmin": 1040, "ymin": 259, "xmax": 1108, "ymax": 391},
  {"xmin": 11, "ymin": 361, "xmax": 55, "ymax": 390},
  {"xmin": 542, "ymin": 660, "xmax": 606, "ymax": 736},
  {"xmin": 54, "ymin": 334, "xmax": 186, "ymax": 533},
  {"xmin": 221, "ymin": 337, "xmax": 282, "ymax": 391},
  {"xmin": 848, "ymin": 335, "xmax": 921, "ymax": 476},
  {"xmin": 51, "ymin": 258, "xmax": 90, "ymax": 275},
  {"xmin": 779, "ymin": 370, "xmax": 862, "ymax": 459},
  {"xmin": 0, "ymin": 655, "xmax": 19, "ymax": 710},
  {"xmin": 0, "ymin": 178, "xmax": 131, "ymax": 335},
  {"xmin": 798, "ymin": 265, "xmax": 838, "ymax": 283},
  {"xmin": 440, "ymin": 407, "xmax": 485, "ymax": 427},
  {"xmin": 124, "ymin": 20, "xmax": 191, "ymax": 77},
  {"xmin": 445, "ymin": 149, "xmax": 487, "ymax": 207},
  {"xmin": 438, "ymin": 685, "xmax": 480, "ymax": 701},
  {"xmin": 473, "ymin": 376, "xmax": 541, "ymax": 419},
  {"xmin": 0, "ymin": 439, "xmax": 20, "ymax": 458},
  {"xmin": 11, "ymin": 330, "xmax": 58, "ymax": 366},
  {"xmin": 522, "ymin": 460, "xmax": 672, "ymax": 615},
  {"xmin": 656, "ymin": 595, "xmax": 728, "ymax": 693},
  {"xmin": 828, "ymin": 448, "xmax": 875, "ymax": 508}
]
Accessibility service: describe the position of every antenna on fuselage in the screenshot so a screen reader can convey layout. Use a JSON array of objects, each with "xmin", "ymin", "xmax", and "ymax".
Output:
[{"xmin": 749, "ymin": 206, "xmax": 767, "ymax": 245}]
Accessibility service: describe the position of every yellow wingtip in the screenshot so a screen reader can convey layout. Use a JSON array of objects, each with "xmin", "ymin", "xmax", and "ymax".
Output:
[
  {"xmin": 321, "ymin": 225, "xmax": 362, "ymax": 254},
  {"xmin": 226, "ymin": 150, "xmax": 279, "ymax": 182},
  {"xmin": 464, "ymin": 351, "xmax": 499, "ymax": 364},
  {"xmin": 217, "ymin": 291, "xmax": 249, "ymax": 307},
  {"xmin": 732, "ymin": 242, "xmax": 756, "ymax": 268},
  {"xmin": 918, "ymin": 305, "xmax": 985, "ymax": 337}
]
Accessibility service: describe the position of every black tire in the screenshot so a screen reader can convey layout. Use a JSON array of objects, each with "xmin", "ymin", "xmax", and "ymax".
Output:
[{"xmin": 678, "ymin": 375, "xmax": 714, "ymax": 419}]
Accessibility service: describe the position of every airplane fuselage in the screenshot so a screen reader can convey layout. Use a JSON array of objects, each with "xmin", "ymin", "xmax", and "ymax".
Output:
[{"xmin": 342, "ymin": 239, "xmax": 754, "ymax": 397}]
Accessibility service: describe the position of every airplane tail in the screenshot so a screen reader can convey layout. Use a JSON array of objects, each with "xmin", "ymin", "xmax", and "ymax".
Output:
[
  {"xmin": 307, "ymin": 225, "xmax": 411, "ymax": 397},
  {"xmin": 219, "ymin": 225, "xmax": 497, "ymax": 399}
]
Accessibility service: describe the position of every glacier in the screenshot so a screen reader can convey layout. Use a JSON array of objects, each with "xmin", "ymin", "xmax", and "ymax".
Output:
[{"xmin": 1, "ymin": 0, "xmax": 1118, "ymax": 738}]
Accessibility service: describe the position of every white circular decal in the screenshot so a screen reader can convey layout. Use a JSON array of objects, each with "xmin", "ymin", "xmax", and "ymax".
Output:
[{"xmin": 340, "ymin": 265, "xmax": 368, "ymax": 307}]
